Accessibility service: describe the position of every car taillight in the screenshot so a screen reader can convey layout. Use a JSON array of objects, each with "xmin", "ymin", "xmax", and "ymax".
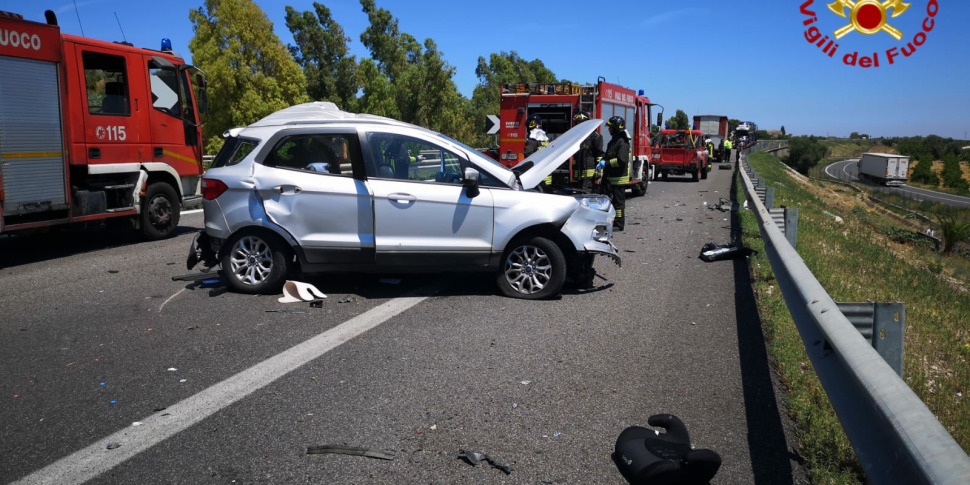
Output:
[{"xmin": 201, "ymin": 178, "xmax": 228, "ymax": 200}]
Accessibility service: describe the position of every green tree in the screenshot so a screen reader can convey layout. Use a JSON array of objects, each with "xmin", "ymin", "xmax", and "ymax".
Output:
[
  {"xmin": 909, "ymin": 154, "xmax": 939, "ymax": 186},
  {"xmin": 728, "ymin": 119, "xmax": 740, "ymax": 135},
  {"xmin": 357, "ymin": 0, "xmax": 471, "ymax": 140},
  {"xmin": 284, "ymin": 3, "xmax": 359, "ymax": 111},
  {"xmin": 666, "ymin": 110, "xmax": 689, "ymax": 130},
  {"xmin": 785, "ymin": 136, "xmax": 827, "ymax": 174},
  {"xmin": 468, "ymin": 51, "xmax": 559, "ymax": 146},
  {"xmin": 780, "ymin": 125, "xmax": 786, "ymax": 136},
  {"xmin": 941, "ymin": 154, "xmax": 969, "ymax": 191},
  {"xmin": 189, "ymin": 0, "xmax": 308, "ymax": 150}
]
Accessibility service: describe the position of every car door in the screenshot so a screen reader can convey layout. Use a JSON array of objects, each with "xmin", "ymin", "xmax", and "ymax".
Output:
[
  {"xmin": 253, "ymin": 130, "xmax": 375, "ymax": 266},
  {"xmin": 363, "ymin": 131, "xmax": 494, "ymax": 268}
]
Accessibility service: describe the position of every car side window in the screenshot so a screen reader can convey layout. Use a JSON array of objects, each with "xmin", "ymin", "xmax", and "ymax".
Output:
[
  {"xmin": 264, "ymin": 134, "xmax": 356, "ymax": 176},
  {"xmin": 365, "ymin": 133, "xmax": 466, "ymax": 184}
]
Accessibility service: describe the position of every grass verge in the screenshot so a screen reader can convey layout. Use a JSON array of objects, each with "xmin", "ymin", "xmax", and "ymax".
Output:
[{"xmin": 737, "ymin": 151, "xmax": 969, "ymax": 483}]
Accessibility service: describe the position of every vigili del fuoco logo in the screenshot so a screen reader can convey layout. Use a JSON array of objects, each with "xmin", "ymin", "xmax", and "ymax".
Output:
[{"xmin": 800, "ymin": 0, "xmax": 939, "ymax": 67}]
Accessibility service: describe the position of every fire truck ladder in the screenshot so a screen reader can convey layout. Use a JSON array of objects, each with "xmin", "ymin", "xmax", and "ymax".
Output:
[{"xmin": 580, "ymin": 85, "xmax": 597, "ymax": 118}]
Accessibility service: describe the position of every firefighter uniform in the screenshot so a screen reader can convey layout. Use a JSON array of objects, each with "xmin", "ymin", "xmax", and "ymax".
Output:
[
  {"xmin": 572, "ymin": 112, "xmax": 603, "ymax": 192},
  {"xmin": 724, "ymin": 138, "xmax": 733, "ymax": 163},
  {"xmin": 600, "ymin": 116, "xmax": 630, "ymax": 231},
  {"xmin": 523, "ymin": 114, "xmax": 552, "ymax": 185}
]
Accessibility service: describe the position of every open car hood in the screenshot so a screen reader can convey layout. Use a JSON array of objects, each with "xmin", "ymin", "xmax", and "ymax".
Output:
[{"xmin": 511, "ymin": 119, "xmax": 603, "ymax": 190}]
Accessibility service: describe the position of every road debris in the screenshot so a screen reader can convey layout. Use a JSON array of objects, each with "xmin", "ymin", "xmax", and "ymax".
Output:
[
  {"xmin": 699, "ymin": 242, "xmax": 756, "ymax": 262},
  {"xmin": 279, "ymin": 280, "xmax": 327, "ymax": 303},
  {"xmin": 458, "ymin": 449, "xmax": 514, "ymax": 475},
  {"xmin": 306, "ymin": 445, "xmax": 395, "ymax": 460}
]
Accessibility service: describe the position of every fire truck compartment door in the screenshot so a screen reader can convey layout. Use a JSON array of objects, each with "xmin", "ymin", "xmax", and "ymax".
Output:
[
  {"xmin": 511, "ymin": 119, "xmax": 602, "ymax": 190},
  {"xmin": 0, "ymin": 56, "xmax": 67, "ymax": 216}
]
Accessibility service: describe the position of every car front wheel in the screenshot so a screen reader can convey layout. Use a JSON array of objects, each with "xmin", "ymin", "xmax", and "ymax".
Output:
[
  {"xmin": 221, "ymin": 232, "xmax": 290, "ymax": 294},
  {"xmin": 497, "ymin": 236, "xmax": 566, "ymax": 299}
]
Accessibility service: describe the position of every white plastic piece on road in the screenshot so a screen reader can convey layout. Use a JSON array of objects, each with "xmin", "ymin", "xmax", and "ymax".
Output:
[{"xmin": 278, "ymin": 280, "xmax": 327, "ymax": 303}]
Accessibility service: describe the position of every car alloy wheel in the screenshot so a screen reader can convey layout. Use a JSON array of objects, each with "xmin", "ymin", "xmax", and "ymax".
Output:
[
  {"xmin": 221, "ymin": 232, "xmax": 290, "ymax": 294},
  {"xmin": 498, "ymin": 236, "xmax": 566, "ymax": 299}
]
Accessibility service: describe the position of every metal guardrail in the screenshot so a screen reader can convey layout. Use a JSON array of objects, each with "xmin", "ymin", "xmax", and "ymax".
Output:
[{"xmin": 738, "ymin": 152, "xmax": 970, "ymax": 484}]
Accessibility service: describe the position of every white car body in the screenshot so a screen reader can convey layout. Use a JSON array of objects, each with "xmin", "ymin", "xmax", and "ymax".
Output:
[{"xmin": 189, "ymin": 102, "xmax": 619, "ymax": 299}]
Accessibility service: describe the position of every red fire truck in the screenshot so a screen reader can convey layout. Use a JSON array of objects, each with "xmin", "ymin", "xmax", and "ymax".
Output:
[
  {"xmin": 0, "ymin": 9, "xmax": 208, "ymax": 239},
  {"xmin": 498, "ymin": 77, "xmax": 657, "ymax": 196}
]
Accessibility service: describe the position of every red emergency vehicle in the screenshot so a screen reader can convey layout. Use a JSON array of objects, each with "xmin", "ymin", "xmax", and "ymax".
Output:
[
  {"xmin": 0, "ymin": 9, "xmax": 208, "ymax": 239},
  {"xmin": 498, "ymin": 77, "xmax": 656, "ymax": 196}
]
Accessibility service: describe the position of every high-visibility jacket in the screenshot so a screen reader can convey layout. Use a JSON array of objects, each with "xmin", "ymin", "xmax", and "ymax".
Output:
[{"xmin": 724, "ymin": 139, "xmax": 733, "ymax": 150}]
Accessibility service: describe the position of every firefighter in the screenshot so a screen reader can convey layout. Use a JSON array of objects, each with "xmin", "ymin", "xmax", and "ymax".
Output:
[
  {"xmin": 523, "ymin": 114, "xmax": 548, "ymax": 158},
  {"xmin": 596, "ymin": 116, "xmax": 630, "ymax": 231},
  {"xmin": 717, "ymin": 138, "xmax": 725, "ymax": 163},
  {"xmin": 572, "ymin": 111, "xmax": 603, "ymax": 192},
  {"xmin": 723, "ymin": 137, "xmax": 733, "ymax": 163},
  {"xmin": 705, "ymin": 138, "xmax": 715, "ymax": 171}
]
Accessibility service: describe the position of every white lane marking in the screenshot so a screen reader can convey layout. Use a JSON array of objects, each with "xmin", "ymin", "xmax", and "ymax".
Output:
[{"xmin": 14, "ymin": 292, "xmax": 433, "ymax": 485}]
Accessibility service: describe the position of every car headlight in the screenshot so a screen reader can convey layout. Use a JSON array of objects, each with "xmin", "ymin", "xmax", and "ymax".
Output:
[{"xmin": 579, "ymin": 195, "xmax": 612, "ymax": 212}]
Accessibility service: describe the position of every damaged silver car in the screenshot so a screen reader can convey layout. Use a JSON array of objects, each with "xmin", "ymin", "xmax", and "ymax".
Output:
[{"xmin": 187, "ymin": 102, "xmax": 619, "ymax": 299}]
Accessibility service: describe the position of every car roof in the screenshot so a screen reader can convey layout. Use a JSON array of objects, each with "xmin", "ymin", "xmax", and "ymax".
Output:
[{"xmin": 248, "ymin": 101, "xmax": 411, "ymax": 129}]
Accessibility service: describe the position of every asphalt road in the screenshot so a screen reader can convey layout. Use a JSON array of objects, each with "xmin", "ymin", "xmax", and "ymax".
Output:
[
  {"xmin": 825, "ymin": 159, "xmax": 970, "ymax": 208},
  {"xmin": 0, "ymin": 166, "xmax": 806, "ymax": 484}
]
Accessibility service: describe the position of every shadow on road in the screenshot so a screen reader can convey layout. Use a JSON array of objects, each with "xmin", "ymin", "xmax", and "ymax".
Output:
[
  {"xmin": 0, "ymin": 225, "xmax": 198, "ymax": 269},
  {"xmin": 729, "ymin": 173, "xmax": 802, "ymax": 484}
]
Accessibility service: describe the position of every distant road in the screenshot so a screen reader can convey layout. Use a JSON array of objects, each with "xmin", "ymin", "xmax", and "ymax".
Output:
[{"xmin": 824, "ymin": 159, "xmax": 970, "ymax": 208}]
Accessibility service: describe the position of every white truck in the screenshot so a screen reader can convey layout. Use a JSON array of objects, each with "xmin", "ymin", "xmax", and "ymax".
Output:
[{"xmin": 857, "ymin": 153, "xmax": 910, "ymax": 186}]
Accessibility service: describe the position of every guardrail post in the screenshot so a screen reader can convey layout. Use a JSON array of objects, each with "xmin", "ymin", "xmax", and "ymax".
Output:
[
  {"xmin": 835, "ymin": 302, "xmax": 905, "ymax": 376},
  {"xmin": 784, "ymin": 208, "xmax": 798, "ymax": 249}
]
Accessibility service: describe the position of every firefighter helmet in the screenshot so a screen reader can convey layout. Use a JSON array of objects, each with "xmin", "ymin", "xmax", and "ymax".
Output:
[
  {"xmin": 606, "ymin": 115, "xmax": 625, "ymax": 131},
  {"xmin": 573, "ymin": 111, "xmax": 590, "ymax": 122},
  {"xmin": 527, "ymin": 114, "xmax": 543, "ymax": 130}
]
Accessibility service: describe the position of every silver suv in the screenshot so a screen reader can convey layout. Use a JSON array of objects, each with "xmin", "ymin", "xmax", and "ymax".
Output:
[{"xmin": 187, "ymin": 102, "xmax": 619, "ymax": 299}]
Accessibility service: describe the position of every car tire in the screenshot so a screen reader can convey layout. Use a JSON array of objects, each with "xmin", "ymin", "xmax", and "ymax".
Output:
[
  {"xmin": 701, "ymin": 167, "xmax": 708, "ymax": 180},
  {"xmin": 496, "ymin": 236, "xmax": 566, "ymax": 300},
  {"xmin": 140, "ymin": 182, "xmax": 180, "ymax": 240},
  {"xmin": 221, "ymin": 231, "xmax": 290, "ymax": 294}
]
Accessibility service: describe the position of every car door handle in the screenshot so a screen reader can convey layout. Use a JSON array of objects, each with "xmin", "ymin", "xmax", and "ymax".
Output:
[
  {"xmin": 388, "ymin": 192, "xmax": 416, "ymax": 203},
  {"xmin": 273, "ymin": 185, "xmax": 302, "ymax": 194}
]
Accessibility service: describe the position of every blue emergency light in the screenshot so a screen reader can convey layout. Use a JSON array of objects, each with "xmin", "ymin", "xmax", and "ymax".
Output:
[{"xmin": 161, "ymin": 38, "xmax": 172, "ymax": 52}]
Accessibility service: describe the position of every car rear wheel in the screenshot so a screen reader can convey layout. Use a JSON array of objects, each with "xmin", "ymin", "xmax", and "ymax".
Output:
[
  {"xmin": 221, "ymin": 232, "xmax": 290, "ymax": 294},
  {"xmin": 497, "ymin": 236, "xmax": 566, "ymax": 300}
]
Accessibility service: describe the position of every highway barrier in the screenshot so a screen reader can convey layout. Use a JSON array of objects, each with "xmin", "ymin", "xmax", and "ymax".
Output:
[{"xmin": 738, "ymin": 149, "xmax": 970, "ymax": 484}]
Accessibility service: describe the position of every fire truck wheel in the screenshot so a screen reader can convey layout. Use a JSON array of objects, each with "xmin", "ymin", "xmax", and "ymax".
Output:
[
  {"xmin": 496, "ymin": 236, "xmax": 566, "ymax": 300},
  {"xmin": 141, "ymin": 182, "xmax": 181, "ymax": 240},
  {"xmin": 221, "ymin": 231, "xmax": 290, "ymax": 294}
]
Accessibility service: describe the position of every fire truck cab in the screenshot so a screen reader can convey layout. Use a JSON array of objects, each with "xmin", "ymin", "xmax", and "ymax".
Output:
[
  {"xmin": 498, "ymin": 77, "xmax": 654, "ymax": 196},
  {"xmin": 0, "ymin": 9, "xmax": 208, "ymax": 239}
]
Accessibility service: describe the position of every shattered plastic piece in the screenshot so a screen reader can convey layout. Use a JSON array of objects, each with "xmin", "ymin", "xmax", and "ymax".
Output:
[
  {"xmin": 458, "ymin": 449, "xmax": 514, "ymax": 475},
  {"xmin": 109, "ymin": 400, "xmax": 117, "ymax": 405},
  {"xmin": 306, "ymin": 445, "xmax": 394, "ymax": 460},
  {"xmin": 106, "ymin": 442, "xmax": 121, "ymax": 450},
  {"xmin": 279, "ymin": 280, "xmax": 327, "ymax": 303},
  {"xmin": 338, "ymin": 296, "xmax": 357, "ymax": 304},
  {"xmin": 309, "ymin": 299, "xmax": 324, "ymax": 308},
  {"xmin": 132, "ymin": 422, "xmax": 143, "ymax": 427},
  {"xmin": 699, "ymin": 242, "xmax": 756, "ymax": 262},
  {"xmin": 167, "ymin": 368, "xmax": 177, "ymax": 372}
]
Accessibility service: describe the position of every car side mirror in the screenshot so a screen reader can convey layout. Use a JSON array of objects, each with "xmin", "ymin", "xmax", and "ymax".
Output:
[
  {"xmin": 656, "ymin": 112, "xmax": 663, "ymax": 127},
  {"xmin": 463, "ymin": 167, "xmax": 480, "ymax": 198}
]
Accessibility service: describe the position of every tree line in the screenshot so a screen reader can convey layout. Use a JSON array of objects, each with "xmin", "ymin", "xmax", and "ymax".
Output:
[{"xmin": 188, "ymin": 0, "xmax": 565, "ymax": 151}]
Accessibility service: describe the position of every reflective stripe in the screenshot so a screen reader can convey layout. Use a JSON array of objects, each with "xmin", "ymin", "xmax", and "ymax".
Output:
[
  {"xmin": 616, "ymin": 209, "xmax": 623, "ymax": 217},
  {"xmin": 609, "ymin": 176, "xmax": 631, "ymax": 184},
  {"xmin": 544, "ymin": 175, "xmax": 552, "ymax": 185},
  {"xmin": 609, "ymin": 158, "xmax": 622, "ymax": 168},
  {"xmin": 583, "ymin": 169, "xmax": 596, "ymax": 178}
]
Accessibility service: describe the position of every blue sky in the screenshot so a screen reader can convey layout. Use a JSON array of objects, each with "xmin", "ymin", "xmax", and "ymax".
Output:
[{"xmin": 6, "ymin": 0, "xmax": 969, "ymax": 139}]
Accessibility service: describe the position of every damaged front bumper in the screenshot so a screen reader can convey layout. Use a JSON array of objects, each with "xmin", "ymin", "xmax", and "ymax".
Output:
[{"xmin": 186, "ymin": 232, "xmax": 220, "ymax": 270}]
